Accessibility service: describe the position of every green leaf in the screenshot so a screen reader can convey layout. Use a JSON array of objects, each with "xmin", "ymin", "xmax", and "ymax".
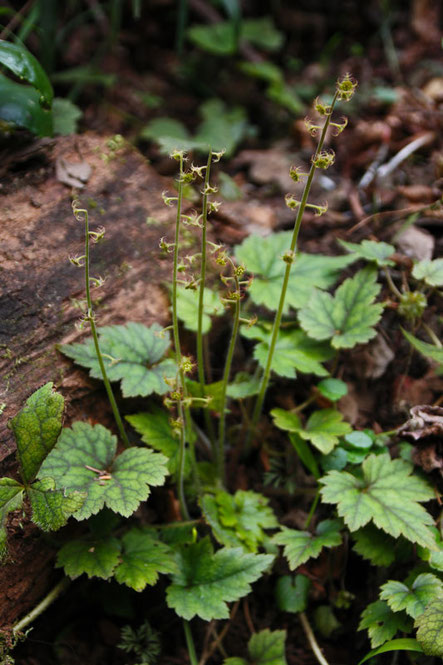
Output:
[
  {"xmin": 176, "ymin": 285, "xmax": 223, "ymax": 333},
  {"xmin": 402, "ymin": 329, "xmax": 443, "ymax": 368},
  {"xmin": 314, "ymin": 605, "xmax": 341, "ymax": 637},
  {"xmin": 225, "ymin": 630, "xmax": 287, "ymax": 665},
  {"xmin": 352, "ymin": 525, "xmax": 396, "ymax": 566},
  {"xmin": 166, "ymin": 537, "xmax": 274, "ymax": 620},
  {"xmin": 242, "ymin": 17, "xmax": 284, "ymax": 51},
  {"xmin": 9, "ymin": 382, "xmax": 64, "ymax": 485},
  {"xmin": 289, "ymin": 433, "xmax": 320, "ymax": 479},
  {"xmin": 380, "ymin": 574, "xmax": 443, "ymax": 619},
  {"xmin": 0, "ymin": 40, "xmax": 53, "ymax": 106},
  {"xmin": 0, "ymin": 73, "xmax": 53, "ymax": 136},
  {"xmin": 187, "ymin": 22, "xmax": 237, "ymax": 55},
  {"xmin": 415, "ymin": 597, "xmax": 443, "ymax": 656},
  {"xmin": 273, "ymin": 520, "xmax": 342, "ymax": 570},
  {"xmin": 60, "ymin": 322, "xmax": 176, "ymax": 397},
  {"xmin": 338, "ymin": 239, "xmax": 395, "ymax": 266},
  {"xmin": 271, "ymin": 408, "xmax": 351, "ymax": 454},
  {"xmin": 140, "ymin": 117, "xmax": 194, "ymax": 153},
  {"xmin": 275, "ymin": 574, "xmax": 310, "ymax": 613},
  {"xmin": 0, "ymin": 478, "xmax": 24, "ymax": 558},
  {"xmin": 317, "ymin": 378, "xmax": 348, "ymax": 402},
  {"xmin": 194, "ymin": 98, "xmax": 250, "ymax": 157},
  {"xmin": 201, "ymin": 490, "xmax": 278, "ymax": 552},
  {"xmin": 241, "ymin": 326, "xmax": 333, "ymax": 379},
  {"xmin": 57, "ymin": 535, "xmax": 122, "ymax": 580},
  {"xmin": 359, "ymin": 600, "xmax": 411, "ymax": 648},
  {"xmin": 320, "ymin": 453, "xmax": 436, "ymax": 548},
  {"xmin": 126, "ymin": 406, "xmax": 188, "ymax": 477},
  {"xmin": 299, "ymin": 266, "xmax": 384, "ymax": 349},
  {"xmin": 239, "ymin": 60, "xmax": 283, "ymax": 85},
  {"xmin": 358, "ymin": 639, "xmax": 424, "ymax": 665},
  {"xmin": 114, "ymin": 527, "xmax": 177, "ymax": 591},
  {"xmin": 227, "ymin": 372, "xmax": 260, "ymax": 399},
  {"xmin": 247, "ymin": 629, "xmax": 287, "ymax": 665},
  {"xmin": 412, "ymin": 258, "xmax": 443, "ymax": 287},
  {"xmin": 28, "ymin": 477, "xmax": 85, "ymax": 531},
  {"xmin": 52, "ymin": 98, "xmax": 82, "ymax": 135},
  {"xmin": 235, "ymin": 232, "xmax": 355, "ymax": 313},
  {"xmin": 418, "ymin": 528, "xmax": 443, "ymax": 572},
  {"xmin": 344, "ymin": 431, "xmax": 373, "ymax": 449},
  {"xmin": 38, "ymin": 422, "xmax": 168, "ymax": 519}
]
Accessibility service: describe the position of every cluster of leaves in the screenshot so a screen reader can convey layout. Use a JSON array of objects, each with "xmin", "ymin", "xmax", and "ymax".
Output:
[
  {"xmin": 0, "ymin": 40, "xmax": 81, "ymax": 137},
  {"xmin": 5, "ymin": 89, "xmax": 443, "ymax": 664}
]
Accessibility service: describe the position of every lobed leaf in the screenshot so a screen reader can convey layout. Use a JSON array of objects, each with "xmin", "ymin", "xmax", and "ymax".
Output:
[
  {"xmin": 273, "ymin": 520, "xmax": 342, "ymax": 570},
  {"xmin": 359, "ymin": 600, "xmax": 411, "ymax": 648},
  {"xmin": 60, "ymin": 322, "xmax": 176, "ymax": 397},
  {"xmin": 201, "ymin": 490, "xmax": 278, "ymax": 552},
  {"xmin": 235, "ymin": 232, "xmax": 355, "ymax": 314},
  {"xmin": 338, "ymin": 239, "xmax": 395, "ymax": 266},
  {"xmin": 352, "ymin": 525, "xmax": 396, "ymax": 566},
  {"xmin": 176, "ymin": 285, "xmax": 223, "ymax": 333},
  {"xmin": 57, "ymin": 536, "xmax": 122, "ymax": 580},
  {"xmin": 126, "ymin": 406, "xmax": 189, "ymax": 477},
  {"xmin": 9, "ymin": 382, "xmax": 64, "ymax": 485},
  {"xmin": 298, "ymin": 266, "xmax": 384, "ymax": 349},
  {"xmin": 412, "ymin": 258, "xmax": 443, "ymax": 287},
  {"xmin": 166, "ymin": 537, "xmax": 273, "ymax": 620},
  {"xmin": 272, "ymin": 408, "xmax": 351, "ymax": 454},
  {"xmin": 28, "ymin": 477, "xmax": 85, "ymax": 531},
  {"xmin": 38, "ymin": 422, "xmax": 168, "ymax": 519},
  {"xmin": 380, "ymin": 574, "xmax": 443, "ymax": 619},
  {"xmin": 114, "ymin": 527, "xmax": 177, "ymax": 591},
  {"xmin": 241, "ymin": 326, "xmax": 333, "ymax": 379},
  {"xmin": 320, "ymin": 454, "xmax": 436, "ymax": 548},
  {"xmin": 415, "ymin": 597, "xmax": 443, "ymax": 656}
]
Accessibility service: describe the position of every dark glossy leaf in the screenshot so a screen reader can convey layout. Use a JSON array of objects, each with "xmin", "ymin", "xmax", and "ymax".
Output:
[{"xmin": 0, "ymin": 40, "xmax": 53, "ymax": 105}]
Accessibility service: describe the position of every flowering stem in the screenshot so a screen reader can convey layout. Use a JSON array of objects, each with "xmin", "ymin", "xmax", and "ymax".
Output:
[
  {"xmin": 197, "ymin": 150, "xmax": 216, "ymax": 448},
  {"xmin": 246, "ymin": 91, "xmax": 340, "ymax": 447},
  {"xmin": 74, "ymin": 202, "xmax": 130, "ymax": 448},
  {"xmin": 171, "ymin": 154, "xmax": 191, "ymax": 520},
  {"xmin": 217, "ymin": 262, "xmax": 242, "ymax": 483}
]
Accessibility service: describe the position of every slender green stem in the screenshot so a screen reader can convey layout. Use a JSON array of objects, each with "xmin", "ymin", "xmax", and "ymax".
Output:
[
  {"xmin": 384, "ymin": 266, "xmax": 403, "ymax": 300},
  {"xmin": 217, "ymin": 262, "xmax": 241, "ymax": 482},
  {"xmin": 246, "ymin": 91, "xmax": 340, "ymax": 447},
  {"xmin": 75, "ymin": 203, "xmax": 130, "ymax": 448},
  {"xmin": 183, "ymin": 620, "xmax": 199, "ymax": 665},
  {"xmin": 299, "ymin": 612, "xmax": 330, "ymax": 665},
  {"xmin": 197, "ymin": 151, "xmax": 216, "ymax": 447},
  {"xmin": 422, "ymin": 322, "xmax": 442, "ymax": 347},
  {"xmin": 13, "ymin": 577, "xmax": 70, "ymax": 634},
  {"xmin": 304, "ymin": 489, "xmax": 321, "ymax": 529},
  {"xmin": 171, "ymin": 155, "xmax": 191, "ymax": 520}
]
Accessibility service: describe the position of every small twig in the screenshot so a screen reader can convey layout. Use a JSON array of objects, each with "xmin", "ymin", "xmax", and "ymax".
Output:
[
  {"xmin": 13, "ymin": 577, "xmax": 70, "ymax": 634},
  {"xmin": 243, "ymin": 598, "xmax": 255, "ymax": 634},
  {"xmin": 376, "ymin": 132, "xmax": 435, "ymax": 180},
  {"xmin": 0, "ymin": 0, "xmax": 35, "ymax": 40},
  {"xmin": 346, "ymin": 199, "xmax": 441, "ymax": 235},
  {"xmin": 358, "ymin": 142, "xmax": 390, "ymax": 189},
  {"xmin": 299, "ymin": 612, "xmax": 330, "ymax": 665},
  {"xmin": 199, "ymin": 601, "xmax": 239, "ymax": 665}
]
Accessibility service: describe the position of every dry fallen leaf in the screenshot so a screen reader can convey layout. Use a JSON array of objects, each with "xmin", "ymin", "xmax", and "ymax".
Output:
[{"xmin": 56, "ymin": 157, "xmax": 92, "ymax": 188}]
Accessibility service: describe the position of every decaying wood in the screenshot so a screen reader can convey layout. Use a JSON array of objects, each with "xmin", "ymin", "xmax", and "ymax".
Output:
[{"xmin": 0, "ymin": 132, "xmax": 175, "ymax": 626}]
